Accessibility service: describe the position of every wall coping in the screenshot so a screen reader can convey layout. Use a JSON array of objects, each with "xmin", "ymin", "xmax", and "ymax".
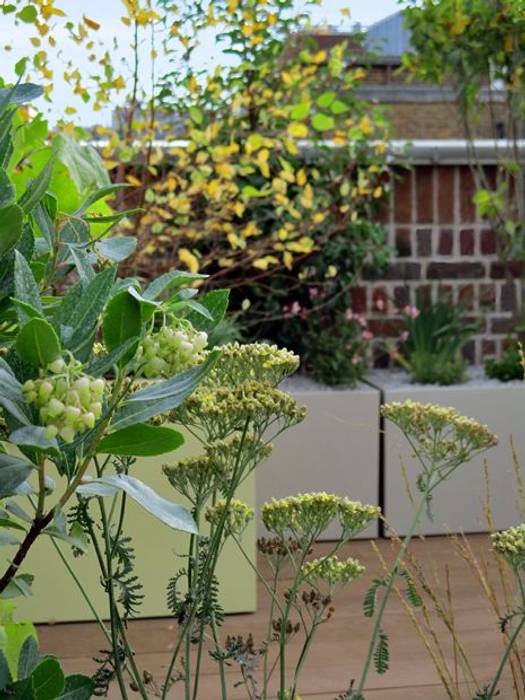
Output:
[{"xmin": 90, "ymin": 138, "xmax": 525, "ymax": 166}]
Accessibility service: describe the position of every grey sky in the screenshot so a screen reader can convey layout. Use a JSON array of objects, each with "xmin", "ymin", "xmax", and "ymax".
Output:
[{"xmin": 0, "ymin": 0, "xmax": 400, "ymax": 125}]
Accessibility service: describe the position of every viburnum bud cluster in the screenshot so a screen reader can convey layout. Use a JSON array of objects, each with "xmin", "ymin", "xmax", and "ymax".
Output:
[
  {"xmin": 135, "ymin": 320, "xmax": 208, "ymax": 379},
  {"xmin": 22, "ymin": 358, "xmax": 106, "ymax": 443}
]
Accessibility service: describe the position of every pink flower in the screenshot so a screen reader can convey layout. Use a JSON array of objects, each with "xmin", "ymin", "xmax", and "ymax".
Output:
[
  {"xmin": 345, "ymin": 309, "xmax": 354, "ymax": 321},
  {"xmin": 375, "ymin": 297, "xmax": 386, "ymax": 311},
  {"xmin": 283, "ymin": 301, "xmax": 302, "ymax": 318},
  {"xmin": 362, "ymin": 330, "xmax": 374, "ymax": 342},
  {"xmin": 403, "ymin": 305, "xmax": 419, "ymax": 319},
  {"xmin": 400, "ymin": 330, "xmax": 409, "ymax": 342},
  {"xmin": 357, "ymin": 315, "xmax": 367, "ymax": 328},
  {"xmin": 351, "ymin": 354, "xmax": 361, "ymax": 365},
  {"xmin": 309, "ymin": 287, "xmax": 320, "ymax": 298}
]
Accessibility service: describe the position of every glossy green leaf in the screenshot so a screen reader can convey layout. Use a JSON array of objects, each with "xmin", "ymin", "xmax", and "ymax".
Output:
[
  {"xmin": 16, "ymin": 317, "xmax": 61, "ymax": 367},
  {"xmin": 85, "ymin": 338, "xmax": 138, "ymax": 377},
  {"xmin": 77, "ymin": 474, "xmax": 197, "ymax": 534},
  {"xmin": 57, "ymin": 675, "xmax": 94, "ymax": 700},
  {"xmin": 74, "ymin": 183, "xmax": 132, "ymax": 215},
  {"xmin": 0, "ymin": 83, "xmax": 43, "ymax": 106},
  {"xmin": 317, "ymin": 91, "xmax": 336, "ymax": 108},
  {"xmin": 102, "ymin": 289, "xmax": 142, "ymax": 358},
  {"xmin": 330, "ymin": 99, "xmax": 349, "ymax": 115},
  {"xmin": 0, "ymin": 455, "xmax": 33, "ymax": 499},
  {"xmin": 290, "ymin": 102, "xmax": 310, "ymax": 120},
  {"xmin": 17, "ymin": 637, "xmax": 39, "ymax": 680},
  {"xmin": 312, "ymin": 113, "xmax": 335, "ymax": 131},
  {"xmin": 186, "ymin": 289, "xmax": 230, "ymax": 332},
  {"xmin": 0, "ymin": 203, "xmax": 23, "ymax": 258},
  {"xmin": 97, "ymin": 423, "xmax": 184, "ymax": 457},
  {"xmin": 112, "ymin": 349, "xmax": 220, "ymax": 430},
  {"xmin": 0, "ymin": 170, "xmax": 15, "ymax": 208},
  {"xmin": 95, "ymin": 236, "xmax": 137, "ymax": 262},
  {"xmin": 18, "ymin": 158, "xmax": 54, "ymax": 214},
  {"xmin": 1, "ymin": 574, "xmax": 34, "ymax": 600},
  {"xmin": 14, "ymin": 250, "xmax": 43, "ymax": 322},
  {"xmin": 143, "ymin": 270, "xmax": 206, "ymax": 301},
  {"xmin": 31, "ymin": 658, "xmax": 65, "ymax": 700}
]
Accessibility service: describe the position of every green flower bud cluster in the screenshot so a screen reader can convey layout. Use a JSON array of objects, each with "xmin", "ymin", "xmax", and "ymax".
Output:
[
  {"xmin": 339, "ymin": 499, "xmax": 381, "ymax": 538},
  {"xmin": 262, "ymin": 493, "xmax": 378, "ymax": 539},
  {"xmin": 136, "ymin": 319, "xmax": 207, "ymax": 379},
  {"xmin": 22, "ymin": 358, "xmax": 106, "ymax": 443},
  {"xmin": 172, "ymin": 381, "xmax": 306, "ymax": 439},
  {"xmin": 382, "ymin": 400, "xmax": 498, "ymax": 469},
  {"xmin": 302, "ymin": 555, "xmax": 365, "ymax": 586},
  {"xmin": 492, "ymin": 524, "xmax": 525, "ymax": 569},
  {"xmin": 205, "ymin": 499, "xmax": 254, "ymax": 538},
  {"xmin": 205, "ymin": 342, "xmax": 299, "ymax": 388}
]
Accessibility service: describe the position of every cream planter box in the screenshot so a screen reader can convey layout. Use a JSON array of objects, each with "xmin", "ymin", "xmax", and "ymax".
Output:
[
  {"xmin": 16, "ymin": 430, "xmax": 256, "ymax": 623},
  {"xmin": 373, "ymin": 370, "xmax": 525, "ymax": 536},
  {"xmin": 257, "ymin": 378, "xmax": 381, "ymax": 540}
]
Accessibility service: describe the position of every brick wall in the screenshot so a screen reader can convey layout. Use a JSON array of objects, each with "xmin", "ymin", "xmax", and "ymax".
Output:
[{"xmin": 360, "ymin": 165, "xmax": 518, "ymax": 366}]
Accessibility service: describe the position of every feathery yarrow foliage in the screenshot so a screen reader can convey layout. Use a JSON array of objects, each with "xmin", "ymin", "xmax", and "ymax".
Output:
[
  {"xmin": 381, "ymin": 400, "xmax": 498, "ymax": 469},
  {"xmin": 262, "ymin": 493, "xmax": 379, "ymax": 539},
  {"xmin": 22, "ymin": 357, "xmax": 106, "ymax": 443},
  {"xmin": 205, "ymin": 499, "xmax": 254, "ymax": 538},
  {"xmin": 492, "ymin": 524, "xmax": 525, "ymax": 570},
  {"xmin": 135, "ymin": 319, "xmax": 208, "ymax": 378},
  {"xmin": 302, "ymin": 555, "xmax": 365, "ymax": 587}
]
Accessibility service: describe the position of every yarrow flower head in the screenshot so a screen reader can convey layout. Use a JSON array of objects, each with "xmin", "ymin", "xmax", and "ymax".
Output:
[
  {"xmin": 338, "ymin": 499, "xmax": 381, "ymax": 537},
  {"xmin": 302, "ymin": 555, "xmax": 365, "ymax": 587},
  {"xmin": 381, "ymin": 400, "xmax": 498, "ymax": 470},
  {"xmin": 262, "ymin": 493, "xmax": 378, "ymax": 539},
  {"xmin": 135, "ymin": 319, "xmax": 207, "ymax": 379},
  {"xmin": 205, "ymin": 499, "xmax": 254, "ymax": 538},
  {"xmin": 492, "ymin": 524, "xmax": 525, "ymax": 570},
  {"xmin": 205, "ymin": 342, "xmax": 299, "ymax": 388},
  {"xmin": 22, "ymin": 357, "xmax": 106, "ymax": 443}
]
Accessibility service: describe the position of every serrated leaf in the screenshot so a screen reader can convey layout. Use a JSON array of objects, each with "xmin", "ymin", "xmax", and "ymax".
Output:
[
  {"xmin": 373, "ymin": 629, "xmax": 389, "ymax": 675},
  {"xmin": 77, "ymin": 474, "xmax": 197, "ymax": 534},
  {"xmin": 97, "ymin": 424, "xmax": 184, "ymax": 457}
]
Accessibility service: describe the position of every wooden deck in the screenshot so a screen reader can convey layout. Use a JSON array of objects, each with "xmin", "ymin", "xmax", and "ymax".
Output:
[{"xmin": 38, "ymin": 535, "xmax": 518, "ymax": 699}]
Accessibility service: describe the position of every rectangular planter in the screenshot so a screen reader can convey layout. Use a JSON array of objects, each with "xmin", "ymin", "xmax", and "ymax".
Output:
[
  {"xmin": 16, "ymin": 430, "xmax": 256, "ymax": 623},
  {"xmin": 257, "ymin": 378, "xmax": 381, "ymax": 540},
  {"xmin": 374, "ymin": 370, "xmax": 525, "ymax": 536}
]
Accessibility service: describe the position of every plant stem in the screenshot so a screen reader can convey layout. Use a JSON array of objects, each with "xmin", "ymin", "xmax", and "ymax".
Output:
[{"xmin": 356, "ymin": 493, "xmax": 428, "ymax": 696}]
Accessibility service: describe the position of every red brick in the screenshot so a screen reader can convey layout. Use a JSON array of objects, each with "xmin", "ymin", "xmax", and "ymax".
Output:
[
  {"xmin": 501, "ymin": 283, "xmax": 517, "ymax": 312},
  {"xmin": 394, "ymin": 168, "xmax": 413, "ymax": 224},
  {"xmin": 416, "ymin": 228, "xmax": 432, "ymax": 257},
  {"xmin": 395, "ymin": 227, "xmax": 412, "ymax": 257},
  {"xmin": 479, "ymin": 283, "xmax": 496, "ymax": 309},
  {"xmin": 383, "ymin": 262, "xmax": 421, "ymax": 280},
  {"xmin": 437, "ymin": 167, "xmax": 455, "ymax": 224},
  {"xmin": 481, "ymin": 229, "xmax": 497, "ymax": 255},
  {"xmin": 372, "ymin": 287, "xmax": 388, "ymax": 313},
  {"xmin": 462, "ymin": 340, "xmax": 475, "ymax": 364},
  {"xmin": 438, "ymin": 228, "xmax": 454, "ymax": 255},
  {"xmin": 491, "ymin": 262, "xmax": 524, "ymax": 279},
  {"xmin": 491, "ymin": 318, "xmax": 516, "ymax": 333},
  {"xmin": 428, "ymin": 262, "xmax": 485, "ymax": 279},
  {"xmin": 368, "ymin": 319, "xmax": 405, "ymax": 337},
  {"xmin": 416, "ymin": 284, "xmax": 432, "ymax": 306},
  {"xmin": 460, "ymin": 228, "xmax": 475, "ymax": 255},
  {"xmin": 415, "ymin": 166, "xmax": 434, "ymax": 224},
  {"xmin": 394, "ymin": 286, "xmax": 410, "ymax": 308},
  {"xmin": 350, "ymin": 286, "xmax": 367, "ymax": 313},
  {"xmin": 458, "ymin": 284, "xmax": 474, "ymax": 309},
  {"xmin": 482, "ymin": 339, "xmax": 496, "ymax": 356},
  {"xmin": 459, "ymin": 166, "xmax": 477, "ymax": 222}
]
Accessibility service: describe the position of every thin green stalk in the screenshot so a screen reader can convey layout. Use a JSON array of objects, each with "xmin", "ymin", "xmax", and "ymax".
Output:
[
  {"xmin": 210, "ymin": 616, "xmax": 228, "ymax": 700},
  {"xmin": 98, "ymin": 497, "xmax": 130, "ymax": 700},
  {"xmin": 289, "ymin": 616, "xmax": 321, "ymax": 698},
  {"xmin": 263, "ymin": 566, "xmax": 280, "ymax": 700},
  {"xmin": 49, "ymin": 537, "xmax": 112, "ymax": 646},
  {"xmin": 356, "ymin": 493, "xmax": 428, "ymax": 696}
]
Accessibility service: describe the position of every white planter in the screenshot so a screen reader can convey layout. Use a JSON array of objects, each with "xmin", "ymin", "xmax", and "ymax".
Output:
[
  {"xmin": 373, "ymin": 370, "xmax": 525, "ymax": 536},
  {"xmin": 257, "ymin": 377, "xmax": 381, "ymax": 540}
]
